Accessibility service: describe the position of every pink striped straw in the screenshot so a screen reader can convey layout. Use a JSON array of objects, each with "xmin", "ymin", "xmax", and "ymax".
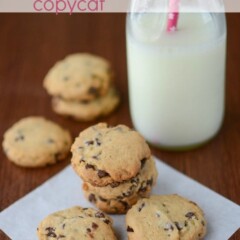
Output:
[{"xmin": 167, "ymin": 0, "xmax": 180, "ymax": 32}]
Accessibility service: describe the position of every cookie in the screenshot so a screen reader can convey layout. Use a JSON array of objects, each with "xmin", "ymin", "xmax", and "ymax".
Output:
[
  {"xmin": 126, "ymin": 195, "xmax": 207, "ymax": 240},
  {"xmin": 2, "ymin": 117, "xmax": 72, "ymax": 167},
  {"xmin": 71, "ymin": 123, "xmax": 151, "ymax": 186},
  {"xmin": 43, "ymin": 53, "xmax": 113, "ymax": 101},
  {"xmin": 37, "ymin": 206, "xmax": 117, "ymax": 240},
  {"xmin": 150, "ymin": 195, "xmax": 207, "ymax": 240},
  {"xmin": 52, "ymin": 87, "xmax": 120, "ymax": 121},
  {"xmin": 82, "ymin": 157, "xmax": 158, "ymax": 213}
]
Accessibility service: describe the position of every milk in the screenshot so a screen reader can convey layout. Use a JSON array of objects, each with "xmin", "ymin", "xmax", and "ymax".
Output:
[{"xmin": 127, "ymin": 12, "xmax": 226, "ymax": 148}]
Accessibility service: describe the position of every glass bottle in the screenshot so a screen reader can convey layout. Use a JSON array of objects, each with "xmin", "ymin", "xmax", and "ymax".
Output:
[{"xmin": 126, "ymin": 0, "xmax": 227, "ymax": 150}]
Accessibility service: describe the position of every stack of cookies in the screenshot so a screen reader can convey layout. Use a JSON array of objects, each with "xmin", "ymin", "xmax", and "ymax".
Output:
[
  {"xmin": 43, "ymin": 53, "xmax": 120, "ymax": 121},
  {"xmin": 71, "ymin": 123, "xmax": 158, "ymax": 214}
]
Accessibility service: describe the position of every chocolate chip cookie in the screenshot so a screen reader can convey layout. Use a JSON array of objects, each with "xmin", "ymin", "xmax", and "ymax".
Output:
[
  {"xmin": 43, "ymin": 53, "xmax": 113, "ymax": 101},
  {"xmin": 71, "ymin": 123, "xmax": 151, "ymax": 186},
  {"xmin": 37, "ymin": 206, "xmax": 117, "ymax": 240},
  {"xmin": 126, "ymin": 194, "xmax": 207, "ymax": 240},
  {"xmin": 2, "ymin": 116, "xmax": 71, "ymax": 167},
  {"xmin": 52, "ymin": 87, "xmax": 120, "ymax": 121},
  {"xmin": 82, "ymin": 157, "xmax": 158, "ymax": 213}
]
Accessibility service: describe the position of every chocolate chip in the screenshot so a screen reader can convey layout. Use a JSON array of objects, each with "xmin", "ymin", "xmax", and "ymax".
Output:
[
  {"xmin": 95, "ymin": 212, "xmax": 105, "ymax": 218},
  {"xmin": 162, "ymin": 203, "xmax": 166, "ymax": 207},
  {"xmin": 95, "ymin": 138, "xmax": 101, "ymax": 146},
  {"xmin": 54, "ymin": 152, "xmax": 62, "ymax": 162},
  {"xmin": 87, "ymin": 228, "xmax": 91, "ymax": 232},
  {"xmin": 185, "ymin": 212, "xmax": 196, "ymax": 219},
  {"xmin": 92, "ymin": 222, "xmax": 98, "ymax": 230},
  {"xmin": 138, "ymin": 202, "xmax": 145, "ymax": 212},
  {"xmin": 138, "ymin": 186, "xmax": 147, "ymax": 193},
  {"xmin": 83, "ymin": 208, "xmax": 88, "ymax": 210},
  {"xmin": 89, "ymin": 194, "xmax": 96, "ymax": 203},
  {"xmin": 45, "ymin": 227, "xmax": 55, "ymax": 231},
  {"xmin": 47, "ymin": 232, "xmax": 57, "ymax": 238},
  {"xmin": 86, "ymin": 164, "xmax": 95, "ymax": 170},
  {"xmin": 81, "ymin": 99, "xmax": 90, "ymax": 104},
  {"xmin": 147, "ymin": 178, "xmax": 153, "ymax": 186},
  {"xmin": 99, "ymin": 196, "xmax": 108, "ymax": 202},
  {"xmin": 174, "ymin": 222, "xmax": 183, "ymax": 231},
  {"xmin": 164, "ymin": 223, "xmax": 174, "ymax": 231},
  {"xmin": 122, "ymin": 191, "xmax": 132, "ymax": 198},
  {"xmin": 141, "ymin": 158, "xmax": 147, "ymax": 169},
  {"xmin": 15, "ymin": 135, "xmax": 24, "ymax": 141},
  {"xmin": 201, "ymin": 220, "xmax": 205, "ymax": 226},
  {"xmin": 45, "ymin": 227, "xmax": 57, "ymax": 238},
  {"xmin": 93, "ymin": 152, "xmax": 101, "ymax": 160},
  {"xmin": 48, "ymin": 138, "xmax": 55, "ymax": 144},
  {"xmin": 130, "ymin": 178, "xmax": 139, "ymax": 184},
  {"xmin": 116, "ymin": 195, "xmax": 124, "ymax": 200},
  {"xmin": 110, "ymin": 182, "xmax": 120, "ymax": 188},
  {"xmin": 97, "ymin": 170, "xmax": 109, "ymax": 178},
  {"xmin": 88, "ymin": 86, "xmax": 100, "ymax": 97},
  {"xmin": 62, "ymin": 224, "xmax": 65, "ymax": 229},
  {"xmin": 127, "ymin": 226, "xmax": 134, "ymax": 232},
  {"xmin": 58, "ymin": 235, "xmax": 66, "ymax": 239},
  {"xmin": 103, "ymin": 219, "xmax": 110, "ymax": 224},
  {"xmin": 184, "ymin": 221, "xmax": 188, "ymax": 227},
  {"xmin": 119, "ymin": 201, "xmax": 130, "ymax": 210},
  {"xmin": 85, "ymin": 140, "xmax": 94, "ymax": 145}
]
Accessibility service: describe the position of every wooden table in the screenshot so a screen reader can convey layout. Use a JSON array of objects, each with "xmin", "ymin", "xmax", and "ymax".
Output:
[{"xmin": 0, "ymin": 13, "xmax": 239, "ymax": 239}]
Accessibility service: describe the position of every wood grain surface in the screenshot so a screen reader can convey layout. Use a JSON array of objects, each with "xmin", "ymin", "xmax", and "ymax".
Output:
[{"xmin": 0, "ymin": 13, "xmax": 239, "ymax": 239}]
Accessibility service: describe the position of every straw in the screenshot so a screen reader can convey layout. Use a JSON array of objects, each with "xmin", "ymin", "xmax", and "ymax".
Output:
[{"xmin": 167, "ymin": 0, "xmax": 180, "ymax": 32}]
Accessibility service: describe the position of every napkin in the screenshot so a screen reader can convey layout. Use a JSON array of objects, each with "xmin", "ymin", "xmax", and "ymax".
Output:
[{"xmin": 0, "ymin": 157, "xmax": 239, "ymax": 240}]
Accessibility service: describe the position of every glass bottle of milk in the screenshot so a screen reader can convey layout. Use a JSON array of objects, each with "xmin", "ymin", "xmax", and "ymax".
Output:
[{"xmin": 126, "ymin": 1, "xmax": 227, "ymax": 150}]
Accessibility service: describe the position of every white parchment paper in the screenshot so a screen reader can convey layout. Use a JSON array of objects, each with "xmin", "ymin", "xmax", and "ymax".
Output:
[{"xmin": 0, "ymin": 157, "xmax": 239, "ymax": 240}]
